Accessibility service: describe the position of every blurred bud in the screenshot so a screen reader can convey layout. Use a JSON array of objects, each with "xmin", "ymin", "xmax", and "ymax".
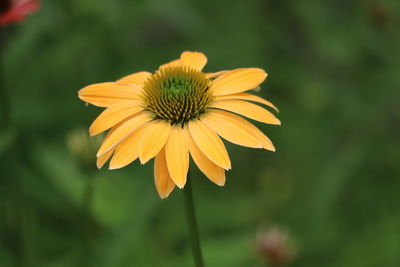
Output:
[
  {"xmin": 257, "ymin": 226, "xmax": 297, "ymax": 266},
  {"xmin": 370, "ymin": 1, "xmax": 390, "ymax": 27},
  {"xmin": 66, "ymin": 128, "xmax": 102, "ymax": 172}
]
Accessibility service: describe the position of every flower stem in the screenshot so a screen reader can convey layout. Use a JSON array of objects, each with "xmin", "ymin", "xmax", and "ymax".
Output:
[
  {"xmin": 80, "ymin": 173, "xmax": 94, "ymax": 267},
  {"xmin": 183, "ymin": 174, "xmax": 204, "ymax": 267},
  {"xmin": 0, "ymin": 28, "xmax": 10, "ymax": 125}
]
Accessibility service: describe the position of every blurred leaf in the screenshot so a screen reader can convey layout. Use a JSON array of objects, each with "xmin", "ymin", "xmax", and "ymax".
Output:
[{"xmin": 0, "ymin": 127, "xmax": 17, "ymax": 157}]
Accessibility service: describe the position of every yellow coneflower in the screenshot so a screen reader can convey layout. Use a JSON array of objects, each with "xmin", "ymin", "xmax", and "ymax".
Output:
[{"xmin": 78, "ymin": 51, "xmax": 280, "ymax": 198}]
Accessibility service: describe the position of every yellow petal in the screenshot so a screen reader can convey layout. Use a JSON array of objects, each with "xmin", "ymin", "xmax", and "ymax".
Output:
[
  {"xmin": 244, "ymin": 125, "xmax": 275, "ymax": 152},
  {"xmin": 201, "ymin": 111, "xmax": 262, "ymax": 148},
  {"xmin": 188, "ymin": 119, "xmax": 231, "ymax": 170},
  {"xmin": 206, "ymin": 110, "xmax": 275, "ymax": 151},
  {"xmin": 180, "ymin": 51, "xmax": 208, "ymax": 71},
  {"xmin": 210, "ymin": 68, "xmax": 267, "ymax": 96},
  {"xmin": 109, "ymin": 125, "xmax": 146, "ymax": 169},
  {"xmin": 165, "ymin": 126, "xmax": 189, "ymax": 188},
  {"xmin": 154, "ymin": 148, "xmax": 175, "ymax": 199},
  {"xmin": 97, "ymin": 111, "xmax": 153, "ymax": 157},
  {"xmin": 159, "ymin": 59, "xmax": 181, "ymax": 70},
  {"xmin": 206, "ymin": 70, "xmax": 229, "ymax": 79},
  {"xmin": 96, "ymin": 121, "xmax": 126, "ymax": 168},
  {"xmin": 139, "ymin": 120, "xmax": 171, "ymax": 164},
  {"xmin": 79, "ymin": 82, "xmax": 142, "ymax": 107},
  {"xmin": 216, "ymin": 92, "xmax": 279, "ymax": 112},
  {"xmin": 183, "ymin": 127, "xmax": 226, "ymax": 186},
  {"xmin": 209, "ymin": 99, "xmax": 281, "ymax": 125},
  {"xmin": 89, "ymin": 101, "xmax": 143, "ymax": 136},
  {"xmin": 97, "ymin": 147, "xmax": 115, "ymax": 169},
  {"xmin": 117, "ymin": 72, "xmax": 151, "ymax": 85}
]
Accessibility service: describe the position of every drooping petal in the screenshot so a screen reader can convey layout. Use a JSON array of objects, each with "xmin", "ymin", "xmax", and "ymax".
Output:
[
  {"xmin": 97, "ymin": 147, "xmax": 115, "ymax": 169},
  {"xmin": 97, "ymin": 111, "xmax": 153, "ymax": 157},
  {"xmin": 215, "ymin": 92, "xmax": 279, "ymax": 112},
  {"xmin": 109, "ymin": 125, "xmax": 146, "ymax": 169},
  {"xmin": 139, "ymin": 120, "xmax": 171, "ymax": 164},
  {"xmin": 117, "ymin": 72, "xmax": 152, "ymax": 85},
  {"xmin": 79, "ymin": 82, "xmax": 142, "ymax": 107},
  {"xmin": 209, "ymin": 99, "xmax": 281, "ymax": 125},
  {"xmin": 96, "ymin": 124, "xmax": 124, "ymax": 168},
  {"xmin": 179, "ymin": 51, "xmax": 208, "ymax": 71},
  {"xmin": 188, "ymin": 119, "xmax": 231, "ymax": 170},
  {"xmin": 201, "ymin": 111, "xmax": 262, "ymax": 148},
  {"xmin": 206, "ymin": 110, "xmax": 275, "ymax": 151},
  {"xmin": 89, "ymin": 101, "xmax": 143, "ymax": 136},
  {"xmin": 165, "ymin": 126, "xmax": 189, "ymax": 188},
  {"xmin": 183, "ymin": 127, "xmax": 226, "ymax": 186},
  {"xmin": 154, "ymin": 148, "xmax": 175, "ymax": 199},
  {"xmin": 210, "ymin": 68, "xmax": 267, "ymax": 96},
  {"xmin": 243, "ymin": 124, "xmax": 275, "ymax": 152}
]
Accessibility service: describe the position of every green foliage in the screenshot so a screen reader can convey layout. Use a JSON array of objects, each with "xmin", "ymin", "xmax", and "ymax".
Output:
[{"xmin": 1, "ymin": 0, "xmax": 399, "ymax": 266}]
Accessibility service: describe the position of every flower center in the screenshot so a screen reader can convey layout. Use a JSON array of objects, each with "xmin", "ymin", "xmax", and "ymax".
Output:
[{"xmin": 142, "ymin": 66, "xmax": 213, "ymax": 125}]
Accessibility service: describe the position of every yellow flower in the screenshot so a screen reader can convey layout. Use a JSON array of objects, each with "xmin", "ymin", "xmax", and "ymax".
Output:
[{"xmin": 78, "ymin": 51, "xmax": 280, "ymax": 198}]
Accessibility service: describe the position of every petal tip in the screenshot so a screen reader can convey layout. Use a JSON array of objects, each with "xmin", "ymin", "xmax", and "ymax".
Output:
[
  {"xmin": 253, "ymin": 68, "xmax": 267, "ymax": 79},
  {"xmin": 158, "ymin": 192, "xmax": 172, "ymax": 199},
  {"xmin": 264, "ymin": 144, "xmax": 276, "ymax": 152},
  {"xmin": 177, "ymin": 185, "xmax": 184, "ymax": 189},
  {"xmin": 88, "ymin": 127, "xmax": 96, "ymax": 136},
  {"xmin": 270, "ymin": 118, "xmax": 281, "ymax": 126},
  {"xmin": 176, "ymin": 181, "xmax": 186, "ymax": 189},
  {"xmin": 139, "ymin": 155, "xmax": 150, "ymax": 165},
  {"xmin": 108, "ymin": 162, "xmax": 121, "ymax": 170},
  {"xmin": 216, "ymin": 181, "xmax": 225, "ymax": 186}
]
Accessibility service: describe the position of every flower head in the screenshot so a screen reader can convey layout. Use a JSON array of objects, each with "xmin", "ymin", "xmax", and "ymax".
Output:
[
  {"xmin": 0, "ymin": 0, "xmax": 40, "ymax": 26},
  {"xmin": 78, "ymin": 51, "xmax": 280, "ymax": 198}
]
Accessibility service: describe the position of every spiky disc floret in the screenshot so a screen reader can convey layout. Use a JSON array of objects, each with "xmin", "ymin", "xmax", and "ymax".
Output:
[{"xmin": 142, "ymin": 66, "xmax": 213, "ymax": 125}]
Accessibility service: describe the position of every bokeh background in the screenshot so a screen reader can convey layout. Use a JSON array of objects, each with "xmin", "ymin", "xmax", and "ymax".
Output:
[{"xmin": 1, "ymin": 0, "xmax": 399, "ymax": 266}]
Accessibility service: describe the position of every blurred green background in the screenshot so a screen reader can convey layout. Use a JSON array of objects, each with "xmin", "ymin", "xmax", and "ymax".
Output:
[{"xmin": 1, "ymin": 0, "xmax": 399, "ymax": 266}]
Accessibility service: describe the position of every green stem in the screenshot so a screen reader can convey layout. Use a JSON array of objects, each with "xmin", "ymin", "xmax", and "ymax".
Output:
[
  {"xmin": 0, "ymin": 28, "xmax": 10, "ymax": 125},
  {"xmin": 183, "ymin": 174, "xmax": 204, "ymax": 267},
  {"xmin": 80, "ymin": 173, "xmax": 94, "ymax": 267},
  {"xmin": 12, "ymin": 138, "xmax": 31, "ymax": 267},
  {"xmin": 82, "ymin": 174, "xmax": 94, "ymax": 237}
]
